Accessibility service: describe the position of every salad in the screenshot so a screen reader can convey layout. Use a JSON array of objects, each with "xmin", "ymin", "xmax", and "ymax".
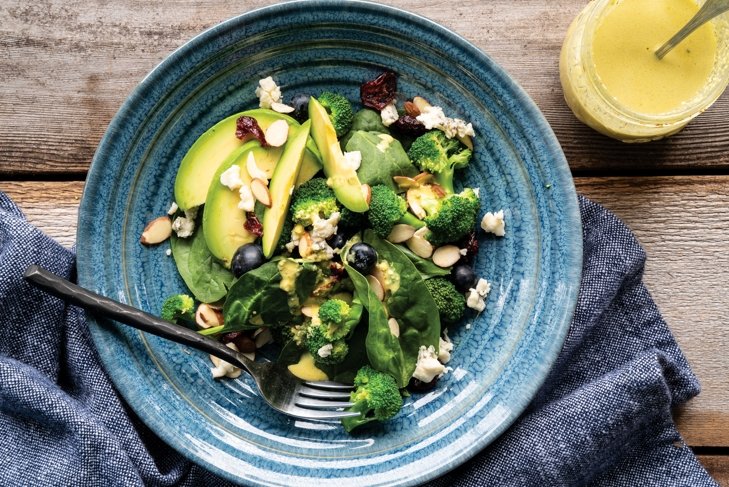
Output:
[{"xmin": 139, "ymin": 70, "xmax": 505, "ymax": 432}]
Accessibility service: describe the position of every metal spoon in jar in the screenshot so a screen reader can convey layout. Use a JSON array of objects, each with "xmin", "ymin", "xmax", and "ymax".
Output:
[{"xmin": 655, "ymin": 0, "xmax": 729, "ymax": 59}]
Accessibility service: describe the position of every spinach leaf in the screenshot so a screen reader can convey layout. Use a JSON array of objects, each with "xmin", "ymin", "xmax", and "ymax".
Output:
[
  {"xmin": 345, "ymin": 131, "xmax": 418, "ymax": 191},
  {"xmin": 340, "ymin": 109, "xmax": 390, "ymax": 147},
  {"xmin": 170, "ymin": 210, "xmax": 234, "ymax": 304},
  {"xmin": 345, "ymin": 262, "xmax": 409, "ymax": 387},
  {"xmin": 295, "ymin": 263, "xmax": 320, "ymax": 303},
  {"xmin": 397, "ymin": 244, "xmax": 452, "ymax": 279},
  {"xmin": 363, "ymin": 230, "xmax": 441, "ymax": 383},
  {"xmin": 214, "ymin": 261, "xmax": 292, "ymax": 334}
]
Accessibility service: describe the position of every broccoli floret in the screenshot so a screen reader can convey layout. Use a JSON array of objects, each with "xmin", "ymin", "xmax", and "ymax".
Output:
[
  {"xmin": 341, "ymin": 366, "xmax": 403, "ymax": 432},
  {"xmin": 318, "ymin": 91, "xmax": 354, "ymax": 138},
  {"xmin": 289, "ymin": 178, "xmax": 339, "ymax": 227},
  {"xmin": 318, "ymin": 298, "xmax": 351, "ymax": 327},
  {"xmin": 423, "ymin": 188, "xmax": 480, "ymax": 246},
  {"xmin": 318, "ymin": 297, "xmax": 363, "ymax": 340},
  {"xmin": 305, "ymin": 322, "xmax": 349, "ymax": 365},
  {"xmin": 279, "ymin": 322, "xmax": 308, "ymax": 347},
  {"xmin": 161, "ymin": 294, "xmax": 195, "ymax": 322},
  {"xmin": 424, "ymin": 277, "xmax": 466, "ymax": 324},
  {"xmin": 407, "ymin": 130, "xmax": 472, "ymax": 194},
  {"xmin": 367, "ymin": 185, "xmax": 425, "ymax": 238}
]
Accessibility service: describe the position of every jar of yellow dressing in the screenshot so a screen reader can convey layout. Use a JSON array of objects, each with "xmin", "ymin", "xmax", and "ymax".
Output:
[{"xmin": 560, "ymin": 0, "xmax": 729, "ymax": 142}]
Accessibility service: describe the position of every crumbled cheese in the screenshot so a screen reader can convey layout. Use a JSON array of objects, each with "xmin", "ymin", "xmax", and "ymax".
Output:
[
  {"xmin": 465, "ymin": 323, "xmax": 472, "ymax": 330},
  {"xmin": 439, "ymin": 332, "xmax": 454, "ymax": 364},
  {"xmin": 475, "ymin": 278, "xmax": 491, "ymax": 297},
  {"xmin": 238, "ymin": 185, "xmax": 255, "ymax": 212},
  {"xmin": 416, "ymin": 106, "xmax": 447, "ymax": 130},
  {"xmin": 413, "ymin": 345, "xmax": 446, "ymax": 383},
  {"xmin": 220, "ymin": 164, "xmax": 244, "ymax": 190},
  {"xmin": 459, "ymin": 248, "xmax": 468, "ymax": 256},
  {"xmin": 380, "ymin": 102, "xmax": 399, "ymax": 127},
  {"xmin": 466, "ymin": 289, "xmax": 486, "ymax": 312},
  {"xmin": 167, "ymin": 202, "xmax": 178, "ymax": 215},
  {"xmin": 246, "ymin": 152, "xmax": 268, "ymax": 183},
  {"xmin": 473, "ymin": 187, "xmax": 480, "ymax": 198},
  {"xmin": 165, "ymin": 248, "xmax": 172, "ymax": 256},
  {"xmin": 317, "ymin": 343, "xmax": 333, "ymax": 358},
  {"xmin": 343, "ymin": 151, "xmax": 362, "ymax": 171},
  {"xmin": 481, "ymin": 210, "xmax": 505, "ymax": 237},
  {"xmin": 311, "ymin": 212, "xmax": 340, "ymax": 241},
  {"xmin": 171, "ymin": 207, "xmax": 198, "ymax": 238},
  {"xmin": 211, "ymin": 343, "xmax": 241, "ymax": 379},
  {"xmin": 416, "ymin": 105, "xmax": 474, "ymax": 140},
  {"xmin": 255, "ymin": 76, "xmax": 282, "ymax": 109}
]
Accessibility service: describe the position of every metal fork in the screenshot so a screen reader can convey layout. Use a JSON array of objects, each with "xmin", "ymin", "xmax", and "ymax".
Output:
[{"xmin": 24, "ymin": 265, "xmax": 358, "ymax": 421}]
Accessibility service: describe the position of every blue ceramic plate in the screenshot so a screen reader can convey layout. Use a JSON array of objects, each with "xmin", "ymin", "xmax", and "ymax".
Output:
[{"xmin": 77, "ymin": 2, "xmax": 582, "ymax": 485}]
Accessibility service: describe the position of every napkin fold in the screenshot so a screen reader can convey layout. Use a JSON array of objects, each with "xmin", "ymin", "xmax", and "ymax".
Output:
[{"xmin": 0, "ymin": 192, "xmax": 718, "ymax": 487}]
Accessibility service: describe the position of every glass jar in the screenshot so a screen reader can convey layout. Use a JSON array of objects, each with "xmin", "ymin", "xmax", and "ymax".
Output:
[{"xmin": 560, "ymin": 0, "xmax": 729, "ymax": 142}]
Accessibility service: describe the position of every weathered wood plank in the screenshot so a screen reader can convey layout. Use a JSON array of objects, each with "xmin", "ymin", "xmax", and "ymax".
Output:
[
  {"xmin": 1, "ymin": 0, "xmax": 728, "ymax": 176},
  {"xmin": 2, "ymin": 176, "xmax": 728, "ymax": 449},
  {"xmin": 698, "ymin": 455, "xmax": 729, "ymax": 486}
]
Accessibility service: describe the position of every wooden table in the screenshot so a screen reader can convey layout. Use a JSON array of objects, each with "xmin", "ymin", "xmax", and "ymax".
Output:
[{"xmin": 1, "ymin": 0, "xmax": 727, "ymax": 483}]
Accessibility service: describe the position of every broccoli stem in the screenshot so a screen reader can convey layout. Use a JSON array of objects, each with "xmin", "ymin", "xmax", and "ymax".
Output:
[
  {"xmin": 435, "ymin": 168, "xmax": 456, "ymax": 194},
  {"xmin": 399, "ymin": 211, "xmax": 425, "ymax": 229}
]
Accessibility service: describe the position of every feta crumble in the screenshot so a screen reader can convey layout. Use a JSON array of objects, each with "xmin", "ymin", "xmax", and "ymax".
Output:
[
  {"xmin": 412, "ymin": 345, "xmax": 446, "ymax": 383},
  {"xmin": 343, "ymin": 151, "xmax": 362, "ymax": 171},
  {"xmin": 416, "ymin": 105, "xmax": 474, "ymax": 140},
  {"xmin": 466, "ymin": 278, "xmax": 490, "ymax": 312},
  {"xmin": 211, "ymin": 343, "xmax": 242, "ymax": 379},
  {"xmin": 480, "ymin": 210, "xmax": 505, "ymax": 236},
  {"xmin": 167, "ymin": 202, "xmax": 178, "ymax": 215},
  {"xmin": 438, "ymin": 332, "xmax": 454, "ymax": 364},
  {"xmin": 416, "ymin": 106, "xmax": 447, "ymax": 130},
  {"xmin": 219, "ymin": 164, "xmax": 244, "ymax": 190},
  {"xmin": 311, "ymin": 211, "xmax": 340, "ymax": 242},
  {"xmin": 238, "ymin": 185, "xmax": 255, "ymax": 212},
  {"xmin": 317, "ymin": 343, "xmax": 334, "ymax": 359},
  {"xmin": 380, "ymin": 102, "xmax": 399, "ymax": 127},
  {"xmin": 171, "ymin": 207, "xmax": 198, "ymax": 238},
  {"xmin": 255, "ymin": 76, "xmax": 282, "ymax": 109},
  {"xmin": 165, "ymin": 248, "xmax": 172, "ymax": 256}
]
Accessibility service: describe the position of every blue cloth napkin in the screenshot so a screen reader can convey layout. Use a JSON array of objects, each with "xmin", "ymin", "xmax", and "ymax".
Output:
[{"xmin": 0, "ymin": 191, "xmax": 718, "ymax": 487}]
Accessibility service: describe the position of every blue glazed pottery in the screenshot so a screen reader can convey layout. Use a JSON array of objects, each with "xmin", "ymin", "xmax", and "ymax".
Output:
[{"xmin": 77, "ymin": 1, "xmax": 582, "ymax": 485}]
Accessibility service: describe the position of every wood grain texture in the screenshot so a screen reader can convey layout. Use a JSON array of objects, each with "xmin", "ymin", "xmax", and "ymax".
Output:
[
  {"xmin": 1, "ymin": 0, "xmax": 728, "ymax": 176},
  {"xmin": 3, "ymin": 177, "xmax": 728, "ymax": 447},
  {"xmin": 698, "ymin": 455, "xmax": 729, "ymax": 486}
]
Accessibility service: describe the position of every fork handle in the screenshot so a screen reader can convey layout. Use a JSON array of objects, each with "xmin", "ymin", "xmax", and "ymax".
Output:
[{"xmin": 24, "ymin": 265, "xmax": 250, "ymax": 371}]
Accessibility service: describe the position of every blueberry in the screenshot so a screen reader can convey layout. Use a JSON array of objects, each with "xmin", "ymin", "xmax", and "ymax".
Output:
[
  {"xmin": 327, "ymin": 232, "xmax": 347, "ymax": 250},
  {"xmin": 451, "ymin": 264, "xmax": 476, "ymax": 293},
  {"xmin": 231, "ymin": 243, "xmax": 265, "ymax": 278},
  {"xmin": 347, "ymin": 242, "xmax": 377, "ymax": 274},
  {"xmin": 290, "ymin": 93, "xmax": 310, "ymax": 123}
]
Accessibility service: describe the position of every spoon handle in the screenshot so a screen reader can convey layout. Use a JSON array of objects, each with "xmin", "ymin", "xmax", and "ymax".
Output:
[
  {"xmin": 23, "ymin": 264, "xmax": 245, "ymax": 368},
  {"xmin": 655, "ymin": 0, "xmax": 729, "ymax": 59}
]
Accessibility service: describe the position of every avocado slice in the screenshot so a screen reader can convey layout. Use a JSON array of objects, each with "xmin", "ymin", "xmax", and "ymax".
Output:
[
  {"xmin": 174, "ymin": 109, "xmax": 322, "ymax": 211},
  {"xmin": 261, "ymin": 120, "xmax": 311, "ymax": 258},
  {"xmin": 202, "ymin": 141, "xmax": 259, "ymax": 266},
  {"xmin": 308, "ymin": 98, "xmax": 369, "ymax": 213}
]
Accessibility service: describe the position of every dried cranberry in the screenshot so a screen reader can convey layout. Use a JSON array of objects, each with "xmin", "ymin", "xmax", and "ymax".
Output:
[
  {"xmin": 360, "ymin": 71, "xmax": 397, "ymax": 111},
  {"xmin": 235, "ymin": 116, "xmax": 268, "ymax": 146},
  {"xmin": 408, "ymin": 376, "xmax": 438, "ymax": 393},
  {"xmin": 220, "ymin": 332, "xmax": 241, "ymax": 343},
  {"xmin": 244, "ymin": 212, "xmax": 263, "ymax": 236},
  {"xmin": 390, "ymin": 115, "xmax": 427, "ymax": 137},
  {"xmin": 221, "ymin": 331, "xmax": 256, "ymax": 353},
  {"xmin": 461, "ymin": 230, "xmax": 479, "ymax": 264},
  {"xmin": 329, "ymin": 262, "xmax": 346, "ymax": 280}
]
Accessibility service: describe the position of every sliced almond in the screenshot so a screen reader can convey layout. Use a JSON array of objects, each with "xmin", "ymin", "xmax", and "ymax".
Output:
[
  {"xmin": 393, "ymin": 175, "xmax": 419, "ymax": 190},
  {"xmin": 209, "ymin": 354, "xmax": 221, "ymax": 368},
  {"xmin": 246, "ymin": 152, "xmax": 268, "ymax": 182},
  {"xmin": 458, "ymin": 134, "xmax": 474, "ymax": 150},
  {"xmin": 226, "ymin": 368, "xmax": 243, "ymax": 379},
  {"xmin": 414, "ymin": 225, "xmax": 430, "ymax": 239},
  {"xmin": 271, "ymin": 102, "xmax": 295, "ymax": 114},
  {"xmin": 414, "ymin": 172, "xmax": 435, "ymax": 185},
  {"xmin": 366, "ymin": 275, "xmax": 385, "ymax": 301},
  {"xmin": 265, "ymin": 119, "xmax": 289, "ymax": 147},
  {"xmin": 406, "ymin": 234, "xmax": 433, "ymax": 259},
  {"xmin": 140, "ymin": 216, "xmax": 172, "ymax": 245},
  {"xmin": 242, "ymin": 351, "xmax": 256, "ymax": 361},
  {"xmin": 412, "ymin": 96, "xmax": 432, "ymax": 113},
  {"xmin": 298, "ymin": 232, "xmax": 313, "ymax": 258},
  {"xmin": 253, "ymin": 327, "xmax": 274, "ymax": 349},
  {"xmin": 301, "ymin": 305, "xmax": 320, "ymax": 318},
  {"xmin": 388, "ymin": 317, "xmax": 400, "ymax": 338},
  {"xmin": 431, "ymin": 184, "xmax": 447, "ymax": 198},
  {"xmin": 362, "ymin": 184, "xmax": 372, "ymax": 205},
  {"xmin": 250, "ymin": 178, "xmax": 272, "ymax": 207},
  {"xmin": 432, "ymin": 245, "xmax": 462, "ymax": 268},
  {"xmin": 195, "ymin": 303, "xmax": 223, "ymax": 329},
  {"xmin": 406, "ymin": 189, "xmax": 427, "ymax": 219},
  {"xmin": 387, "ymin": 224, "xmax": 416, "ymax": 243},
  {"xmin": 404, "ymin": 100, "xmax": 420, "ymax": 117}
]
